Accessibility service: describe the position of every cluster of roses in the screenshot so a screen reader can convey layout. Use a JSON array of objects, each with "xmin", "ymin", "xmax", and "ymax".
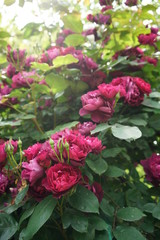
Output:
[
  {"xmin": 0, "ymin": 126, "xmax": 105, "ymax": 202},
  {"xmin": 79, "ymin": 76, "xmax": 151, "ymax": 123}
]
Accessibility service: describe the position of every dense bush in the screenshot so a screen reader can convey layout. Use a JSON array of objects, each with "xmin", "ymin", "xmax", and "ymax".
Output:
[{"xmin": 0, "ymin": 0, "xmax": 160, "ymax": 239}]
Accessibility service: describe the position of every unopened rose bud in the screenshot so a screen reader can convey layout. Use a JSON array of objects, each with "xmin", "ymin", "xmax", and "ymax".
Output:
[
  {"xmin": 49, "ymin": 138, "xmax": 54, "ymax": 149},
  {"xmin": 18, "ymin": 138, "xmax": 22, "ymax": 148}
]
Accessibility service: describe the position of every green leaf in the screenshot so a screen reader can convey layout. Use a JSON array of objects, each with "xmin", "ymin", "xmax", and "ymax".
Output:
[
  {"xmin": 0, "ymin": 213, "xmax": 18, "ymax": 240},
  {"xmin": 89, "ymin": 215, "xmax": 110, "ymax": 232},
  {"xmin": 52, "ymin": 54, "xmax": 79, "ymax": 68},
  {"xmin": 142, "ymin": 98, "xmax": 160, "ymax": 109},
  {"xmin": 152, "ymin": 204, "xmax": 160, "ymax": 220},
  {"xmin": 100, "ymin": 199, "xmax": 114, "ymax": 217},
  {"xmin": 63, "ymin": 14, "xmax": 83, "ymax": 33},
  {"xmin": 106, "ymin": 166, "xmax": 125, "ymax": 178},
  {"xmin": 69, "ymin": 185, "xmax": 99, "ymax": 214},
  {"xmin": 45, "ymin": 73, "xmax": 70, "ymax": 93},
  {"xmin": 19, "ymin": 205, "xmax": 35, "ymax": 227},
  {"xmin": 20, "ymin": 195, "xmax": 57, "ymax": 240},
  {"xmin": 0, "ymin": 31, "xmax": 10, "ymax": 38},
  {"xmin": 64, "ymin": 34, "xmax": 85, "ymax": 47},
  {"xmin": 149, "ymin": 92, "xmax": 160, "ymax": 98},
  {"xmin": 143, "ymin": 203, "xmax": 156, "ymax": 213},
  {"xmin": 0, "ymin": 55, "xmax": 7, "ymax": 64},
  {"xmin": 86, "ymin": 158, "xmax": 108, "ymax": 175},
  {"xmin": 15, "ymin": 185, "xmax": 29, "ymax": 205},
  {"xmin": 4, "ymin": 0, "xmax": 15, "ymax": 6},
  {"xmin": 117, "ymin": 207, "xmax": 145, "ymax": 222},
  {"xmin": 102, "ymin": 148, "xmax": 123, "ymax": 158},
  {"xmin": 31, "ymin": 62, "xmax": 50, "ymax": 72},
  {"xmin": 91, "ymin": 123, "xmax": 111, "ymax": 134},
  {"xmin": 73, "ymin": 226, "xmax": 95, "ymax": 240},
  {"xmin": 0, "ymin": 120, "xmax": 21, "ymax": 127},
  {"xmin": 62, "ymin": 209, "xmax": 88, "ymax": 233},
  {"xmin": 114, "ymin": 226, "xmax": 146, "ymax": 240},
  {"xmin": 111, "ymin": 124, "xmax": 142, "ymax": 141}
]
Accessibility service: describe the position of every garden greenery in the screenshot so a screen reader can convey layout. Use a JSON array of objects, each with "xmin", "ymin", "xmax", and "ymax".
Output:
[{"xmin": 0, "ymin": 0, "xmax": 160, "ymax": 239}]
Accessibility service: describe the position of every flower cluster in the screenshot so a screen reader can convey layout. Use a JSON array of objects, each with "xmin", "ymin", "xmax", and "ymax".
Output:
[
  {"xmin": 140, "ymin": 153, "xmax": 160, "ymax": 186},
  {"xmin": 79, "ymin": 76, "xmax": 151, "ymax": 122},
  {"xmin": 19, "ymin": 128, "xmax": 105, "ymax": 200}
]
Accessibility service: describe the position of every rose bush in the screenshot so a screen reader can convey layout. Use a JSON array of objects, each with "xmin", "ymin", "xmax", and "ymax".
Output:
[{"xmin": 0, "ymin": 0, "xmax": 160, "ymax": 239}]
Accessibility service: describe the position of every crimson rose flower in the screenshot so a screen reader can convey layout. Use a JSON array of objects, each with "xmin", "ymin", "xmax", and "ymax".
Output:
[
  {"xmin": 138, "ymin": 33, "xmax": 157, "ymax": 45},
  {"xmin": 76, "ymin": 122, "xmax": 96, "ymax": 136},
  {"xmin": 42, "ymin": 163, "xmax": 81, "ymax": 198},
  {"xmin": 125, "ymin": 0, "xmax": 137, "ymax": 6},
  {"xmin": 24, "ymin": 143, "xmax": 42, "ymax": 161},
  {"xmin": 140, "ymin": 153, "xmax": 160, "ymax": 186},
  {"xmin": 111, "ymin": 76, "xmax": 151, "ymax": 106},
  {"xmin": 21, "ymin": 158, "xmax": 44, "ymax": 186},
  {"xmin": 79, "ymin": 89, "xmax": 115, "ymax": 123}
]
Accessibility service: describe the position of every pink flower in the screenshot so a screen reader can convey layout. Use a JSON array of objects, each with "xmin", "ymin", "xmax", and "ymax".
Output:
[
  {"xmin": 22, "ymin": 158, "xmax": 44, "ymax": 186},
  {"xmin": 42, "ymin": 163, "xmax": 81, "ymax": 198},
  {"xmin": 101, "ymin": 6, "xmax": 113, "ymax": 12},
  {"xmin": 91, "ymin": 182, "xmax": 103, "ymax": 203},
  {"xmin": 140, "ymin": 153, "xmax": 160, "ymax": 186},
  {"xmin": 85, "ymin": 136, "xmax": 105, "ymax": 154},
  {"xmin": 98, "ymin": 83, "xmax": 126, "ymax": 99},
  {"xmin": 125, "ymin": 0, "xmax": 137, "ymax": 6},
  {"xmin": 141, "ymin": 56, "xmax": 158, "ymax": 66},
  {"xmin": 0, "ymin": 172, "xmax": 8, "ymax": 195},
  {"xmin": 99, "ymin": 0, "xmax": 111, "ymax": 6},
  {"xmin": 76, "ymin": 122, "xmax": 96, "ymax": 136},
  {"xmin": 138, "ymin": 33, "xmax": 157, "ymax": 45},
  {"xmin": 24, "ymin": 143, "xmax": 42, "ymax": 161},
  {"xmin": 12, "ymin": 71, "xmax": 36, "ymax": 88},
  {"xmin": 79, "ymin": 89, "xmax": 115, "ymax": 123},
  {"xmin": 29, "ymin": 179, "xmax": 48, "ymax": 201},
  {"xmin": 40, "ymin": 47, "xmax": 60, "ymax": 65},
  {"xmin": 25, "ymin": 56, "xmax": 35, "ymax": 68},
  {"xmin": 111, "ymin": 76, "xmax": 151, "ymax": 106},
  {"xmin": 6, "ymin": 64, "xmax": 16, "ymax": 78},
  {"xmin": 151, "ymin": 27, "xmax": 159, "ymax": 34},
  {"xmin": 84, "ymin": 57, "xmax": 98, "ymax": 70}
]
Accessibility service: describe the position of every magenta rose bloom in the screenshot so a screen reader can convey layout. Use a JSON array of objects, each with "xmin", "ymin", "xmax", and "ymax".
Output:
[
  {"xmin": 140, "ymin": 153, "xmax": 160, "ymax": 186},
  {"xmin": 79, "ymin": 89, "xmax": 115, "ymax": 123},
  {"xmin": 0, "ymin": 172, "xmax": 8, "ymax": 195},
  {"xmin": 151, "ymin": 27, "xmax": 159, "ymax": 34},
  {"xmin": 125, "ymin": 0, "xmax": 137, "ymax": 6},
  {"xmin": 113, "ymin": 47, "xmax": 143, "ymax": 60},
  {"xmin": 6, "ymin": 64, "xmax": 16, "ymax": 78},
  {"xmin": 101, "ymin": 6, "xmax": 113, "ymax": 12},
  {"xmin": 91, "ymin": 182, "xmax": 104, "ymax": 203},
  {"xmin": 85, "ymin": 136, "xmax": 105, "ymax": 154},
  {"xmin": 98, "ymin": 83, "xmax": 126, "ymax": 99},
  {"xmin": 48, "ymin": 129, "xmax": 92, "ymax": 166},
  {"xmin": 25, "ymin": 56, "xmax": 35, "ymax": 68},
  {"xmin": 111, "ymin": 76, "xmax": 151, "ymax": 106},
  {"xmin": 22, "ymin": 158, "xmax": 44, "ymax": 186},
  {"xmin": 138, "ymin": 33, "xmax": 157, "ymax": 45},
  {"xmin": 42, "ymin": 163, "xmax": 81, "ymax": 198},
  {"xmin": 77, "ymin": 122, "xmax": 96, "ymax": 136},
  {"xmin": 12, "ymin": 71, "xmax": 36, "ymax": 88},
  {"xmin": 141, "ymin": 56, "xmax": 158, "ymax": 66},
  {"xmin": 24, "ymin": 143, "xmax": 42, "ymax": 161}
]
